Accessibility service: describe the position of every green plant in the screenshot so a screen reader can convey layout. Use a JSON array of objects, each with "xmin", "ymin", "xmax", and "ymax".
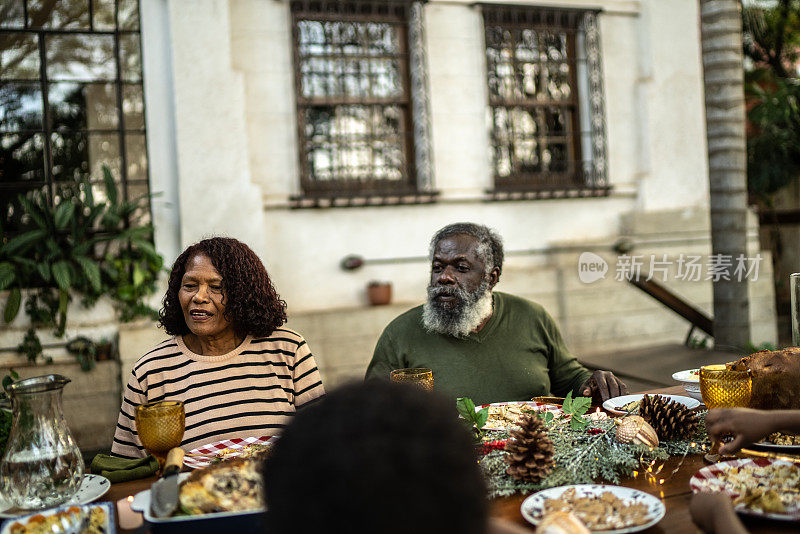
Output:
[
  {"xmin": 65, "ymin": 336, "xmax": 97, "ymax": 372},
  {"xmin": 0, "ymin": 167, "xmax": 164, "ymax": 365},
  {"xmin": 558, "ymin": 392, "xmax": 592, "ymax": 431},
  {"xmin": 746, "ymin": 78, "xmax": 800, "ymax": 202},
  {"xmin": 456, "ymin": 397, "xmax": 489, "ymax": 438},
  {"xmin": 0, "ymin": 369, "xmax": 18, "ymax": 457}
]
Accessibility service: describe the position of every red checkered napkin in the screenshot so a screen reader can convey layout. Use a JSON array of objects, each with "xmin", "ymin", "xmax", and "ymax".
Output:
[{"xmin": 183, "ymin": 435, "xmax": 279, "ymax": 469}]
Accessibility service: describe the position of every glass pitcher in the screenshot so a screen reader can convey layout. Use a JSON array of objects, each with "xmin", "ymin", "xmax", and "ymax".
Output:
[{"xmin": 0, "ymin": 375, "xmax": 84, "ymax": 510}]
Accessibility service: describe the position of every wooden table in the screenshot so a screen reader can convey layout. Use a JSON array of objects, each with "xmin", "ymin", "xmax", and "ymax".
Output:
[
  {"xmin": 101, "ymin": 385, "xmax": 797, "ymax": 533},
  {"xmin": 491, "ymin": 385, "xmax": 798, "ymax": 533}
]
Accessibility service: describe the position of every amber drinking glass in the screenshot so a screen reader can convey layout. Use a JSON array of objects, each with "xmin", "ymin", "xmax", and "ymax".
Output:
[
  {"xmin": 699, "ymin": 365, "xmax": 752, "ymax": 409},
  {"xmin": 390, "ymin": 368, "xmax": 434, "ymax": 391},
  {"xmin": 135, "ymin": 400, "xmax": 185, "ymax": 468}
]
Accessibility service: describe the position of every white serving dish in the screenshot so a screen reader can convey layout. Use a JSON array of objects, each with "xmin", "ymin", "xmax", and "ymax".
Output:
[
  {"xmin": 130, "ymin": 473, "xmax": 265, "ymax": 533},
  {"xmin": 672, "ymin": 369, "xmax": 703, "ymax": 402}
]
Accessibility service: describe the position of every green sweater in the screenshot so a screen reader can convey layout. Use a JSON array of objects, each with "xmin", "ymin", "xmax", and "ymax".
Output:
[{"xmin": 365, "ymin": 292, "xmax": 591, "ymax": 406}]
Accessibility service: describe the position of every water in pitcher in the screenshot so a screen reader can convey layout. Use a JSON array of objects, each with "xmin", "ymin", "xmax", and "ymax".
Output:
[
  {"xmin": 0, "ymin": 375, "xmax": 85, "ymax": 510},
  {"xmin": 0, "ymin": 448, "xmax": 83, "ymax": 509}
]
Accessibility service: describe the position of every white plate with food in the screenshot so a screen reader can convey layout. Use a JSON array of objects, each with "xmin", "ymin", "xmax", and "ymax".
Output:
[
  {"xmin": 183, "ymin": 435, "xmax": 278, "ymax": 469},
  {"xmin": 0, "ymin": 474, "xmax": 110, "ymax": 518},
  {"xmin": 690, "ymin": 458, "xmax": 800, "ymax": 520},
  {"xmin": 0, "ymin": 501, "xmax": 114, "ymax": 534},
  {"xmin": 478, "ymin": 401, "xmax": 563, "ymax": 431},
  {"xmin": 671, "ymin": 369, "xmax": 703, "ymax": 401},
  {"xmin": 520, "ymin": 484, "xmax": 665, "ymax": 533},
  {"xmin": 750, "ymin": 432, "xmax": 800, "ymax": 451},
  {"xmin": 602, "ymin": 394, "xmax": 700, "ymax": 416}
]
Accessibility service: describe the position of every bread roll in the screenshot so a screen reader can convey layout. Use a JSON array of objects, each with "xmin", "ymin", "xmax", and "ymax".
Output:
[{"xmin": 536, "ymin": 511, "xmax": 590, "ymax": 534}]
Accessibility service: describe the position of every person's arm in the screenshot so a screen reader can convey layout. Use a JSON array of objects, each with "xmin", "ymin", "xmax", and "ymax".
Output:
[
  {"xmin": 364, "ymin": 328, "xmax": 402, "ymax": 381},
  {"xmin": 110, "ymin": 370, "xmax": 148, "ymax": 459},
  {"xmin": 706, "ymin": 408, "xmax": 800, "ymax": 454},
  {"xmin": 292, "ymin": 338, "xmax": 325, "ymax": 408},
  {"xmin": 690, "ymin": 492, "xmax": 748, "ymax": 534}
]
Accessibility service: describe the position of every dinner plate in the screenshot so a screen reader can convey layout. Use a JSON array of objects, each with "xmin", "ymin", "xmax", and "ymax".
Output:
[
  {"xmin": 184, "ymin": 435, "xmax": 279, "ymax": 469},
  {"xmin": 671, "ymin": 369, "xmax": 700, "ymax": 383},
  {"xmin": 478, "ymin": 401, "xmax": 563, "ymax": 431},
  {"xmin": 603, "ymin": 394, "xmax": 700, "ymax": 416},
  {"xmin": 0, "ymin": 501, "xmax": 115, "ymax": 534},
  {"xmin": 690, "ymin": 458, "xmax": 800, "ymax": 521},
  {"xmin": 520, "ymin": 484, "xmax": 665, "ymax": 533},
  {"xmin": 0, "ymin": 474, "xmax": 110, "ymax": 519},
  {"xmin": 751, "ymin": 440, "xmax": 800, "ymax": 451}
]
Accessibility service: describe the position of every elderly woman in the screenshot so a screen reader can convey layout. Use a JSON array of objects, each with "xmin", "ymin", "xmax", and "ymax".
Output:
[{"xmin": 111, "ymin": 237, "xmax": 325, "ymax": 458}]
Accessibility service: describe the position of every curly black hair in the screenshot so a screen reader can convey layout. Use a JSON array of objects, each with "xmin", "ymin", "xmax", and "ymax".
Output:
[
  {"xmin": 264, "ymin": 381, "xmax": 488, "ymax": 534},
  {"xmin": 159, "ymin": 237, "xmax": 287, "ymax": 337}
]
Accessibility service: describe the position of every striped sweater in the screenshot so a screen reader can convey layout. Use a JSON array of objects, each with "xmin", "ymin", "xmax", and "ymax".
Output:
[{"xmin": 111, "ymin": 328, "xmax": 325, "ymax": 458}]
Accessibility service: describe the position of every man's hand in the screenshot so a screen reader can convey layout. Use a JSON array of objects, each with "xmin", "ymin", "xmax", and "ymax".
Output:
[
  {"xmin": 579, "ymin": 370, "xmax": 627, "ymax": 402},
  {"xmin": 705, "ymin": 408, "xmax": 776, "ymax": 455}
]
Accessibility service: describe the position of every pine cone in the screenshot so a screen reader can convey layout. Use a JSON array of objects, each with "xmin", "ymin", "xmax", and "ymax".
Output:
[
  {"xmin": 504, "ymin": 413, "xmax": 555, "ymax": 483},
  {"xmin": 639, "ymin": 394, "xmax": 699, "ymax": 441}
]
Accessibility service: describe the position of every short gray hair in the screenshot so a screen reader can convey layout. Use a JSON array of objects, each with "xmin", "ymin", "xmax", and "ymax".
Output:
[{"xmin": 429, "ymin": 223, "xmax": 504, "ymax": 275}]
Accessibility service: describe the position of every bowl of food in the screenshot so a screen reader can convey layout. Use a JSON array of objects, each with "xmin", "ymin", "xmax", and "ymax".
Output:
[{"xmin": 672, "ymin": 369, "xmax": 702, "ymax": 401}]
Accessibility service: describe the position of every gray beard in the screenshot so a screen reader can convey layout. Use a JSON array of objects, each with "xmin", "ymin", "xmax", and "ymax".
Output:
[{"xmin": 421, "ymin": 281, "xmax": 493, "ymax": 338}]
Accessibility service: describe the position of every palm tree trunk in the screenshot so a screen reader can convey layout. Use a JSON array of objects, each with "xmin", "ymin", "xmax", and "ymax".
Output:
[{"xmin": 700, "ymin": 0, "xmax": 751, "ymax": 350}]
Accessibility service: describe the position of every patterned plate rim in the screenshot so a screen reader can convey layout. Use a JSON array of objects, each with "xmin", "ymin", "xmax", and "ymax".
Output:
[
  {"xmin": 184, "ymin": 435, "xmax": 278, "ymax": 469},
  {"xmin": 689, "ymin": 457, "xmax": 800, "ymax": 521},
  {"xmin": 520, "ymin": 484, "xmax": 666, "ymax": 533}
]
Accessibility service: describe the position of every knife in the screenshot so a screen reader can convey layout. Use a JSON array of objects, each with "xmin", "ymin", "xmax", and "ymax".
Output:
[{"xmin": 150, "ymin": 447, "xmax": 185, "ymax": 518}]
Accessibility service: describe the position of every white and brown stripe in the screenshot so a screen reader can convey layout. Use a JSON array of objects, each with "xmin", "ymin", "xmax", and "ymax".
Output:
[{"xmin": 111, "ymin": 329, "xmax": 325, "ymax": 458}]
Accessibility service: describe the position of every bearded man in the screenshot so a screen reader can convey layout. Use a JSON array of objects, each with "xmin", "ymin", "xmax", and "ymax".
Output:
[{"xmin": 365, "ymin": 222, "xmax": 627, "ymax": 405}]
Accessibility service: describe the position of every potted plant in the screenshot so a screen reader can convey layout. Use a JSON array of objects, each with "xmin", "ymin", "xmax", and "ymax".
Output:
[
  {"xmin": 367, "ymin": 281, "xmax": 392, "ymax": 306},
  {"xmin": 0, "ymin": 167, "xmax": 163, "ymax": 365}
]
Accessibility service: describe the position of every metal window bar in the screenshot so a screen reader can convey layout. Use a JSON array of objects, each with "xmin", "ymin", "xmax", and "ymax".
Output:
[
  {"xmin": 0, "ymin": 0, "xmax": 151, "ymax": 236},
  {"xmin": 290, "ymin": 0, "xmax": 417, "ymax": 197},
  {"xmin": 481, "ymin": 4, "xmax": 608, "ymax": 194}
]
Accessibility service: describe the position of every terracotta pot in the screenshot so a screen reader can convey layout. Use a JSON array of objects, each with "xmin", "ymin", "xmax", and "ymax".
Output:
[{"xmin": 367, "ymin": 282, "xmax": 392, "ymax": 306}]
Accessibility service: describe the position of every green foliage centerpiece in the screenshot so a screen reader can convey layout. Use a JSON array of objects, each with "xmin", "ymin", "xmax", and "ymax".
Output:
[{"xmin": 458, "ymin": 393, "xmax": 709, "ymax": 498}]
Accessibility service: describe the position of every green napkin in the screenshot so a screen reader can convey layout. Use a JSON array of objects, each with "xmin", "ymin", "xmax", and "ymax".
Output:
[{"xmin": 90, "ymin": 453, "xmax": 160, "ymax": 483}]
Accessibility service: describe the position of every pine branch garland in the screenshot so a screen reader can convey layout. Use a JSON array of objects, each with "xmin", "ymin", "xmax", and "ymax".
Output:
[{"xmin": 479, "ymin": 411, "xmax": 709, "ymax": 498}]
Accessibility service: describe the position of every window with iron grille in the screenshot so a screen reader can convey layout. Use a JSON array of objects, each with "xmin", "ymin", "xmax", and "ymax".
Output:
[
  {"xmin": 290, "ymin": 0, "xmax": 424, "ymax": 198},
  {"xmin": 482, "ymin": 5, "xmax": 608, "ymax": 195},
  {"xmin": 0, "ymin": 0, "xmax": 150, "ymax": 233}
]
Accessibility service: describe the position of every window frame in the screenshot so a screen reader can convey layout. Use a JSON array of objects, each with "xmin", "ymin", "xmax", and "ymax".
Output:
[
  {"xmin": 481, "ymin": 4, "xmax": 610, "ymax": 197},
  {"xmin": 0, "ymin": 0, "xmax": 151, "ymax": 234},
  {"xmin": 289, "ymin": 0, "xmax": 419, "ymax": 198}
]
